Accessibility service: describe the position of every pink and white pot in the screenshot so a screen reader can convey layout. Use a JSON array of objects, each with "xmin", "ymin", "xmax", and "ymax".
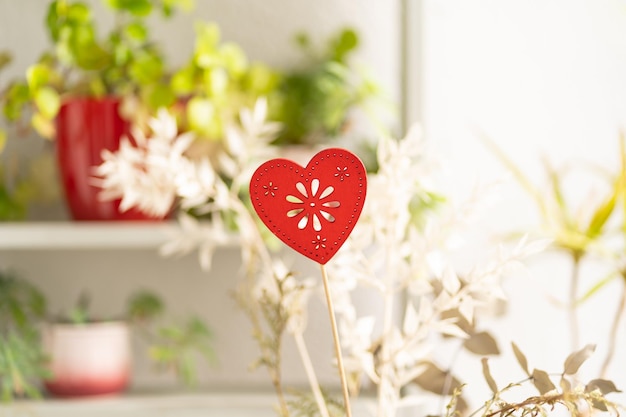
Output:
[{"xmin": 43, "ymin": 321, "xmax": 131, "ymax": 397}]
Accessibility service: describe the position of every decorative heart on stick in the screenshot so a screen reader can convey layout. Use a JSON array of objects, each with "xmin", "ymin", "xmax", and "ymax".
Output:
[{"xmin": 249, "ymin": 148, "xmax": 367, "ymax": 264}]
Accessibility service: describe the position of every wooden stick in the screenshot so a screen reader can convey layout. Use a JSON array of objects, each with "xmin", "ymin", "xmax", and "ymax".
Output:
[
  {"xmin": 320, "ymin": 263, "xmax": 352, "ymax": 417},
  {"xmin": 294, "ymin": 332, "xmax": 331, "ymax": 417}
]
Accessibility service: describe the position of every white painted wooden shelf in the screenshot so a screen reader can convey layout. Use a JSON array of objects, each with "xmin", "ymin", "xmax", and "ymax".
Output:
[
  {"xmin": 0, "ymin": 392, "xmax": 280, "ymax": 417},
  {"xmin": 0, "ymin": 222, "xmax": 181, "ymax": 250},
  {"xmin": 0, "ymin": 392, "xmax": 378, "ymax": 417}
]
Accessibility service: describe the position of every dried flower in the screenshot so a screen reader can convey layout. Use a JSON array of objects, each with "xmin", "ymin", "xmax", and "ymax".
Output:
[{"xmin": 94, "ymin": 108, "xmax": 195, "ymax": 217}]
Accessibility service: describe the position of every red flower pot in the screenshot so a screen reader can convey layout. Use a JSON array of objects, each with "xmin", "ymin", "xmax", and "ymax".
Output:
[{"xmin": 56, "ymin": 97, "xmax": 162, "ymax": 221}]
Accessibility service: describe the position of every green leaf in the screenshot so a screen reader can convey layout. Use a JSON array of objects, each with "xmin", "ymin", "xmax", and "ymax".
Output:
[
  {"xmin": 45, "ymin": 1, "xmax": 62, "ymax": 42},
  {"xmin": 194, "ymin": 22, "xmax": 221, "ymax": 68},
  {"xmin": 149, "ymin": 345, "xmax": 176, "ymax": 362},
  {"xmin": 244, "ymin": 63, "xmax": 280, "ymax": 94},
  {"xmin": 544, "ymin": 159, "xmax": 570, "ymax": 223},
  {"xmin": 33, "ymin": 87, "xmax": 60, "ymax": 120},
  {"xmin": 106, "ymin": 0, "xmax": 152, "ymax": 16},
  {"xmin": 88, "ymin": 77, "xmax": 107, "ymax": 97},
  {"xmin": 578, "ymin": 271, "xmax": 618, "ymax": 305},
  {"xmin": 0, "ymin": 51, "xmax": 11, "ymax": 71},
  {"xmin": 129, "ymin": 52, "xmax": 163, "ymax": 85},
  {"xmin": 187, "ymin": 96, "xmax": 220, "ymax": 137},
  {"xmin": 0, "ymin": 130, "xmax": 6, "ymax": 154},
  {"xmin": 511, "ymin": 342, "xmax": 530, "ymax": 376},
  {"xmin": 170, "ymin": 67, "xmax": 195, "ymax": 95},
  {"xmin": 620, "ymin": 131, "xmax": 626, "ymax": 235},
  {"xmin": 127, "ymin": 291, "xmax": 164, "ymax": 321},
  {"xmin": 146, "ymin": 84, "xmax": 175, "ymax": 110},
  {"xmin": 31, "ymin": 113, "xmax": 56, "ymax": 139},
  {"xmin": 26, "ymin": 64, "xmax": 52, "ymax": 91},
  {"xmin": 175, "ymin": 0, "xmax": 195, "ymax": 12},
  {"xmin": 67, "ymin": 3, "xmax": 90, "ymax": 23},
  {"xmin": 124, "ymin": 22, "xmax": 148, "ymax": 42},
  {"xmin": 477, "ymin": 131, "xmax": 548, "ymax": 218},
  {"xmin": 113, "ymin": 43, "xmax": 132, "ymax": 66},
  {"xmin": 206, "ymin": 68, "xmax": 228, "ymax": 96},
  {"xmin": 331, "ymin": 28, "xmax": 359, "ymax": 63},
  {"xmin": 585, "ymin": 183, "xmax": 618, "ymax": 239},
  {"xmin": 0, "ymin": 189, "xmax": 26, "ymax": 220},
  {"xmin": 294, "ymin": 32, "xmax": 310, "ymax": 49},
  {"xmin": 219, "ymin": 42, "xmax": 248, "ymax": 76},
  {"xmin": 532, "ymin": 368, "xmax": 556, "ymax": 394},
  {"xmin": 68, "ymin": 307, "xmax": 89, "ymax": 324},
  {"xmin": 563, "ymin": 344, "xmax": 596, "ymax": 375},
  {"xmin": 481, "ymin": 358, "xmax": 498, "ymax": 394},
  {"xmin": 69, "ymin": 28, "xmax": 111, "ymax": 71},
  {"xmin": 3, "ymin": 83, "xmax": 30, "ymax": 121}
]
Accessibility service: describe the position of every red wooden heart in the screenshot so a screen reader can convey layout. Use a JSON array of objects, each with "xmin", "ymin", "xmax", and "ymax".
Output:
[{"xmin": 250, "ymin": 148, "xmax": 367, "ymax": 265}]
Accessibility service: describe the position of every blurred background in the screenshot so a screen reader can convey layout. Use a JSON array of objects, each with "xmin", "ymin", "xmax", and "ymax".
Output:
[{"xmin": 1, "ymin": 0, "xmax": 626, "ymax": 414}]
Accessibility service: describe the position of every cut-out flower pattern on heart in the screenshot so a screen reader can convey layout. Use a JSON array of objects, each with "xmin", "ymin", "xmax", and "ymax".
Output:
[
  {"xmin": 286, "ymin": 179, "xmax": 341, "ymax": 232},
  {"xmin": 263, "ymin": 181, "xmax": 279, "ymax": 197}
]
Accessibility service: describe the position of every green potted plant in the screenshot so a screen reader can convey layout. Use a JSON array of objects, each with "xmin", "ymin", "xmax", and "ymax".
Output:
[
  {"xmin": 0, "ymin": 52, "xmax": 30, "ymax": 221},
  {"xmin": 167, "ymin": 22, "xmax": 280, "ymax": 147},
  {"xmin": 43, "ymin": 290, "xmax": 215, "ymax": 397},
  {"xmin": 271, "ymin": 27, "xmax": 382, "ymax": 148},
  {"xmin": 165, "ymin": 24, "xmax": 380, "ymax": 151},
  {"xmin": 2, "ymin": 0, "xmax": 384, "ymax": 222},
  {"xmin": 0, "ymin": 270, "xmax": 49, "ymax": 401},
  {"xmin": 0, "ymin": 268, "xmax": 214, "ymax": 399},
  {"xmin": 1, "ymin": 0, "xmax": 191, "ymax": 221}
]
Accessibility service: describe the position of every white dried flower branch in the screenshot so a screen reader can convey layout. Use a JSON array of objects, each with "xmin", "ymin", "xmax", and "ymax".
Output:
[
  {"xmin": 94, "ymin": 108, "xmax": 196, "ymax": 217},
  {"xmin": 94, "ymin": 98, "xmax": 558, "ymax": 417},
  {"xmin": 98, "ymin": 98, "xmax": 331, "ymax": 416},
  {"xmin": 325, "ymin": 129, "xmax": 549, "ymax": 417}
]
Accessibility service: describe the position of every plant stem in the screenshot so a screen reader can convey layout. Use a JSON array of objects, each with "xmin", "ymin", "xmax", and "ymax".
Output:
[
  {"xmin": 568, "ymin": 252, "xmax": 582, "ymax": 352},
  {"xmin": 293, "ymin": 331, "xmax": 331, "ymax": 417},
  {"xmin": 439, "ymin": 343, "xmax": 463, "ymax": 415},
  {"xmin": 320, "ymin": 263, "xmax": 352, "ymax": 417},
  {"xmin": 484, "ymin": 393, "xmax": 564, "ymax": 417},
  {"xmin": 377, "ymin": 287, "xmax": 396, "ymax": 417},
  {"xmin": 600, "ymin": 275, "xmax": 626, "ymax": 378},
  {"xmin": 233, "ymin": 199, "xmax": 290, "ymax": 416},
  {"xmin": 272, "ymin": 363, "xmax": 290, "ymax": 417}
]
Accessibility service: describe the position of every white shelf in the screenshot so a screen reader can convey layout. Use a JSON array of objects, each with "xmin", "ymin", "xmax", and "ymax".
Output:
[
  {"xmin": 0, "ymin": 392, "xmax": 377, "ymax": 417},
  {"xmin": 0, "ymin": 222, "xmax": 181, "ymax": 250},
  {"xmin": 0, "ymin": 392, "xmax": 279, "ymax": 417}
]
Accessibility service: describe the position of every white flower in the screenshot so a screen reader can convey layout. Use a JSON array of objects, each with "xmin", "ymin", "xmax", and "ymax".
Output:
[
  {"xmin": 94, "ymin": 109, "xmax": 195, "ymax": 217},
  {"xmin": 340, "ymin": 315, "xmax": 379, "ymax": 382},
  {"xmin": 222, "ymin": 97, "xmax": 281, "ymax": 188},
  {"xmin": 159, "ymin": 212, "xmax": 234, "ymax": 270}
]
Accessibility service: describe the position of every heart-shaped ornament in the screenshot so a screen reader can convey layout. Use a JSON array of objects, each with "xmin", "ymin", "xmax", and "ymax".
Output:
[{"xmin": 250, "ymin": 148, "xmax": 367, "ymax": 264}]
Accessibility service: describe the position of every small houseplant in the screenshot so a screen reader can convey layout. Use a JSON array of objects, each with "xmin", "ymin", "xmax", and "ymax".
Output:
[
  {"xmin": 270, "ymin": 27, "xmax": 382, "ymax": 148},
  {"xmin": 0, "ymin": 268, "xmax": 214, "ymax": 399},
  {"xmin": 0, "ymin": 270, "xmax": 49, "ymax": 401},
  {"xmin": 43, "ymin": 290, "xmax": 215, "ymax": 397}
]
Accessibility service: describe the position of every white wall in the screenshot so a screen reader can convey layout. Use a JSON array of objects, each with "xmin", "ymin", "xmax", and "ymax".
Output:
[
  {"xmin": 419, "ymin": 0, "xmax": 626, "ymax": 410},
  {"xmin": 0, "ymin": 0, "xmax": 401, "ymax": 392}
]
